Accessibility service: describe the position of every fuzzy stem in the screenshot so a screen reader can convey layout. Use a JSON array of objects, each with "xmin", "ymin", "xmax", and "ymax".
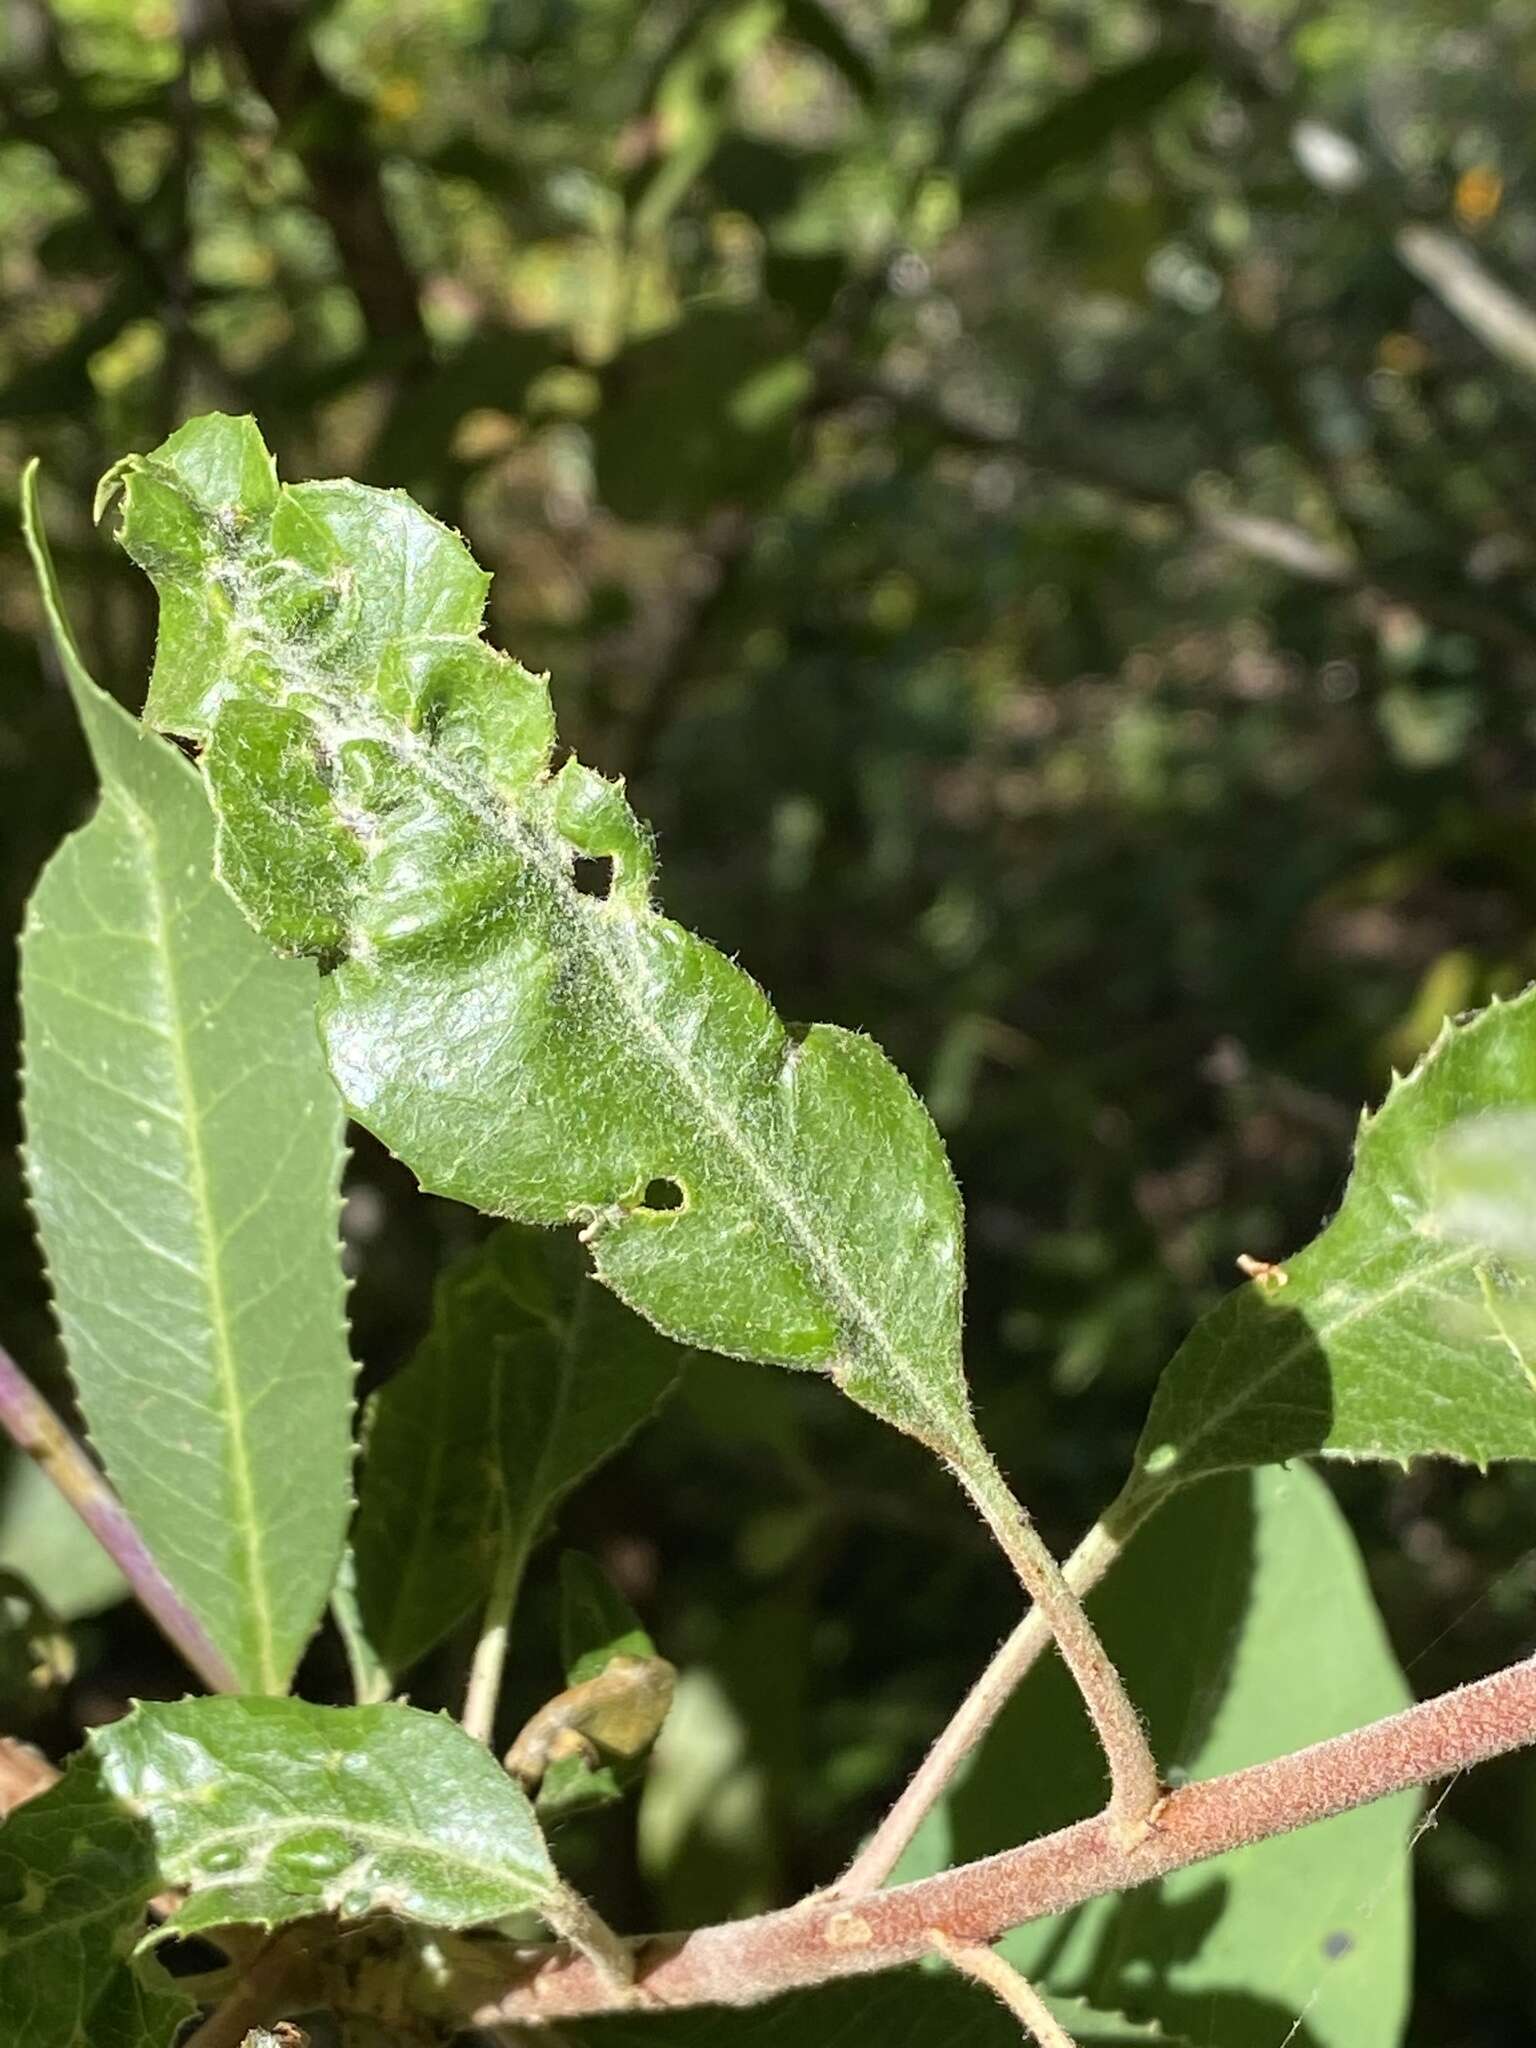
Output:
[
  {"xmin": 928, "ymin": 1930, "xmax": 1079, "ymax": 2045},
  {"xmin": 546, "ymin": 1882, "xmax": 638, "ymax": 1997},
  {"xmin": 461, "ymin": 1528, "xmax": 530, "ymax": 1746},
  {"xmin": 469, "ymin": 1645, "xmax": 1536, "ymax": 2024},
  {"xmin": 836, "ymin": 1513, "xmax": 1130, "ymax": 1896},
  {"xmin": 0, "ymin": 1340, "xmax": 237, "ymax": 1693},
  {"xmin": 950, "ymin": 1440, "xmax": 1160, "ymax": 1845}
]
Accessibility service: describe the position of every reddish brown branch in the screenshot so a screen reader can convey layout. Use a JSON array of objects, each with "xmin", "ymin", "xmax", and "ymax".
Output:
[
  {"xmin": 0, "ymin": 1341, "xmax": 237, "ymax": 1693},
  {"xmin": 470, "ymin": 1650, "xmax": 1536, "ymax": 2026}
]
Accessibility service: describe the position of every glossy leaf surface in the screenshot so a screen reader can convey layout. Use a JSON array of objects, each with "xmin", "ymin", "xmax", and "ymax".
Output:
[
  {"xmin": 352, "ymin": 1226, "xmax": 681, "ymax": 1677},
  {"xmin": 899, "ymin": 1466, "xmax": 1413, "ymax": 2048},
  {"xmin": 92, "ymin": 1695, "xmax": 559, "ymax": 1941},
  {"xmin": 19, "ymin": 465, "xmax": 353, "ymax": 1694},
  {"xmin": 1127, "ymin": 993, "xmax": 1536, "ymax": 1515},
  {"xmin": 104, "ymin": 415, "xmax": 975, "ymax": 1462}
]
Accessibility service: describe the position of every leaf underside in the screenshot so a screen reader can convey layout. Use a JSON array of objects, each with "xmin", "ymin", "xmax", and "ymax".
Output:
[
  {"xmin": 103, "ymin": 414, "xmax": 974, "ymax": 1461},
  {"xmin": 1129, "ymin": 990, "xmax": 1536, "ymax": 1510},
  {"xmin": 20, "ymin": 463, "xmax": 354, "ymax": 1694},
  {"xmin": 352, "ymin": 1224, "xmax": 682, "ymax": 1677}
]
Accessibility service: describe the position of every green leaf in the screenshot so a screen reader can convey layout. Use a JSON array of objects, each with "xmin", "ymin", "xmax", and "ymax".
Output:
[
  {"xmin": 963, "ymin": 48, "xmax": 1205, "ymax": 208},
  {"xmin": 1127, "ymin": 993, "xmax": 1536, "ymax": 1513},
  {"xmin": 559, "ymin": 1973, "xmax": 1178, "ymax": 2044},
  {"xmin": 899, "ymin": 1467, "xmax": 1414, "ymax": 2048},
  {"xmin": 0, "ymin": 1752, "xmax": 190, "ymax": 2048},
  {"xmin": 19, "ymin": 462, "xmax": 354, "ymax": 1695},
  {"xmin": 352, "ymin": 1227, "xmax": 682, "ymax": 1678},
  {"xmin": 92, "ymin": 1695, "xmax": 560, "ymax": 1942},
  {"xmin": 100, "ymin": 415, "xmax": 977, "ymax": 1470}
]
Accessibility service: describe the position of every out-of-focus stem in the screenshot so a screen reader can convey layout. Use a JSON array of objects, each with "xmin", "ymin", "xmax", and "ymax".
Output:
[
  {"xmin": 0, "ymin": 1340, "xmax": 237, "ymax": 1693},
  {"xmin": 461, "ymin": 1528, "xmax": 530, "ymax": 1746}
]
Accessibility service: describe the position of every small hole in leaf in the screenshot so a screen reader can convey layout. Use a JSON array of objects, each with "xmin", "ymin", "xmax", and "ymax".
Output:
[
  {"xmin": 573, "ymin": 854, "xmax": 614, "ymax": 899},
  {"xmin": 642, "ymin": 1176, "xmax": 684, "ymax": 1212}
]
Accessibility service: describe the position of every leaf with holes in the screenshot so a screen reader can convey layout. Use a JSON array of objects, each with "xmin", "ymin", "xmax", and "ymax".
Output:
[
  {"xmin": 352, "ymin": 1226, "xmax": 682, "ymax": 1679},
  {"xmin": 92, "ymin": 1695, "xmax": 560, "ymax": 1941},
  {"xmin": 18, "ymin": 464, "xmax": 353, "ymax": 1695},
  {"xmin": 1123, "ymin": 991, "xmax": 1536, "ymax": 1521},
  {"xmin": 0, "ymin": 1751, "xmax": 190, "ymax": 2048},
  {"xmin": 94, "ymin": 414, "xmax": 975, "ymax": 1470}
]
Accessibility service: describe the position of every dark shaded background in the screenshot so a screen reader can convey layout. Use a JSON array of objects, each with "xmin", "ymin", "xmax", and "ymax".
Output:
[{"xmin": 4, "ymin": 1, "xmax": 1536, "ymax": 2040}]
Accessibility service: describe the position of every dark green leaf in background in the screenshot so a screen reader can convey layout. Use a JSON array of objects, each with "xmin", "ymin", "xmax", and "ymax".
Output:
[
  {"xmin": 0, "ymin": 1752, "xmax": 189, "ymax": 2048},
  {"xmin": 352, "ymin": 1226, "xmax": 682, "ymax": 1679},
  {"xmin": 19, "ymin": 466, "xmax": 354, "ymax": 1695},
  {"xmin": 93, "ymin": 1695, "xmax": 560, "ymax": 1942}
]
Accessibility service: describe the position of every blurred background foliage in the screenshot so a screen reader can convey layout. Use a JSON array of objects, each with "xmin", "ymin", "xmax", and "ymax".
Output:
[{"xmin": 4, "ymin": 0, "xmax": 1536, "ymax": 2038}]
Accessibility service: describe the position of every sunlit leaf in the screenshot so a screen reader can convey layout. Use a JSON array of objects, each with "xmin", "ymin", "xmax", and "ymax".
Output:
[
  {"xmin": 93, "ymin": 1695, "xmax": 560, "ymax": 1941},
  {"xmin": 19, "ymin": 464, "xmax": 353, "ymax": 1694},
  {"xmin": 99, "ymin": 414, "xmax": 977, "ymax": 1473},
  {"xmin": 1126, "ymin": 992, "xmax": 1536, "ymax": 1514}
]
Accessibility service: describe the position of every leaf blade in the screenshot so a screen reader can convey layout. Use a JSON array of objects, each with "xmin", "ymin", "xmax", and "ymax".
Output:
[
  {"xmin": 19, "ymin": 464, "xmax": 354, "ymax": 1693},
  {"xmin": 0, "ymin": 1753, "xmax": 190, "ymax": 2048},
  {"xmin": 353, "ymin": 1226, "xmax": 682, "ymax": 1678},
  {"xmin": 898, "ymin": 1467, "xmax": 1414, "ymax": 2048},
  {"xmin": 103, "ymin": 415, "xmax": 973, "ymax": 1464},
  {"xmin": 92, "ymin": 1695, "xmax": 560, "ymax": 1938},
  {"xmin": 1128, "ymin": 991, "xmax": 1536, "ymax": 1508}
]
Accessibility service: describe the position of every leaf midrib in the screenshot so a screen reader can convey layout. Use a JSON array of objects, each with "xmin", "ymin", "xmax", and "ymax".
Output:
[
  {"xmin": 127, "ymin": 786, "xmax": 279, "ymax": 1691},
  {"xmin": 220, "ymin": 541, "xmax": 962, "ymax": 1447}
]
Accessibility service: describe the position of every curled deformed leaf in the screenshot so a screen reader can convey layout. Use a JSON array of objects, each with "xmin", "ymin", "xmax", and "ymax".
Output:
[{"xmin": 100, "ymin": 415, "xmax": 974, "ymax": 1465}]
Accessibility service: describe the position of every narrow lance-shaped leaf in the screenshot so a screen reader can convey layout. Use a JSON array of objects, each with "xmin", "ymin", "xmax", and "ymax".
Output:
[
  {"xmin": 0, "ymin": 1753, "xmax": 190, "ymax": 2048},
  {"xmin": 19, "ymin": 463, "xmax": 354, "ymax": 1694},
  {"xmin": 352, "ymin": 1226, "xmax": 682, "ymax": 1679},
  {"xmin": 97, "ymin": 415, "xmax": 976, "ymax": 1469},
  {"xmin": 92, "ymin": 1696, "xmax": 560, "ymax": 1942},
  {"xmin": 1124, "ymin": 990, "xmax": 1536, "ymax": 1520}
]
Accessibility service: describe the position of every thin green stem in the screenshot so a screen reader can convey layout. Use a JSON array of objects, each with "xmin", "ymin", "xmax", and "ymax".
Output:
[
  {"xmin": 461, "ymin": 1530, "xmax": 531, "ymax": 1747},
  {"xmin": 950, "ymin": 1444, "xmax": 1161, "ymax": 1847}
]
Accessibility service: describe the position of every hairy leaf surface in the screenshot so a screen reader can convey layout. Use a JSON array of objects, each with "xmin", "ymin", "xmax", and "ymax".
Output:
[
  {"xmin": 0, "ymin": 1753, "xmax": 189, "ymax": 2048},
  {"xmin": 353, "ymin": 1226, "xmax": 681, "ymax": 1677},
  {"xmin": 92, "ymin": 1696, "xmax": 559, "ymax": 1940},
  {"xmin": 898, "ymin": 1467, "xmax": 1413, "ymax": 2048},
  {"xmin": 101, "ymin": 415, "xmax": 974, "ymax": 1461},
  {"xmin": 19, "ymin": 465, "xmax": 353, "ymax": 1694},
  {"xmin": 1127, "ymin": 992, "xmax": 1536, "ymax": 1514}
]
